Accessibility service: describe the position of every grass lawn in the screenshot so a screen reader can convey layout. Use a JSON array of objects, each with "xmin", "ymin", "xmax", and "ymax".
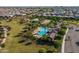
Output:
[{"xmin": 0, "ymin": 18, "xmax": 54, "ymax": 53}]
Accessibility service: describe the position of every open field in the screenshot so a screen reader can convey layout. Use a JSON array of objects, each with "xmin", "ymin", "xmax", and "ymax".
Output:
[{"xmin": 0, "ymin": 18, "xmax": 56, "ymax": 53}]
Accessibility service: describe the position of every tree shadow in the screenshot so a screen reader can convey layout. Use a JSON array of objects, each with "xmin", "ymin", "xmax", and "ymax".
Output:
[
  {"xmin": 13, "ymin": 33, "xmax": 22, "ymax": 37},
  {"xmin": 18, "ymin": 40, "xmax": 25, "ymax": 43}
]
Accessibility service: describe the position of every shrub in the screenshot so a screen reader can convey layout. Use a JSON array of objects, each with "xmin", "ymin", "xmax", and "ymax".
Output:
[
  {"xmin": 46, "ymin": 46, "xmax": 58, "ymax": 53},
  {"xmin": 31, "ymin": 36, "xmax": 37, "ymax": 40},
  {"xmin": 43, "ymin": 35, "xmax": 50, "ymax": 41},
  {"xmin": 38, "ymin": 48, "xmax": 47, "ymax": 53},
  {"xmin": 55, "ymin": 35, "xmax": 62, "ymax": 40},
  {"xmin": 58, "ymin": 29, "xmax": 65, "ymax": 35},
  {"xmin": 54, "ymin": 40, "xmax": 61, "ymax": 49},
  {"xmin": 1, "ymin": 44, "xmax": 5, "ymax": 48},
  {"xmin": 46, "ymin": 49, "xmax": 53, "ymax": 53}
]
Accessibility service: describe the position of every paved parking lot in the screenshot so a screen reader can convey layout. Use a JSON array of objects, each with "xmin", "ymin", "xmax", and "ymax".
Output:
[{"xmin": 64, "ymin": 25, "xmax": 79, "ymax": 53}]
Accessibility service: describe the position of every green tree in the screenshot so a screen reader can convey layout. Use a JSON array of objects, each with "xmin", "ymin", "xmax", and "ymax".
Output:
[
  {"xmin": 55, "ymin": 35, "xmax": 62, "ymax": 40},
  {"xmin": 54, "ymin": 40, "xmax": 61, "ymax": 49},
  {"xmin": 58, "ymin": 29, "xmax": 65, "ymax": 35}
]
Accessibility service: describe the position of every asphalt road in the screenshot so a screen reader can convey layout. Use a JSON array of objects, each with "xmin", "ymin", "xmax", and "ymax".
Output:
[{"xmin": 64, "ymin": 25, "xmax": 79, "ymax": 53}]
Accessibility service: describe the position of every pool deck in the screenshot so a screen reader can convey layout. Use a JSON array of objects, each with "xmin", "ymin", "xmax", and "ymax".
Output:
[
  {"xmin": 33, "ymin": 27, "xmax": 48, "ymax": 38},
  {"xmin": 33, "ymin": 27, "xmax": 40, "ymax": 34}
]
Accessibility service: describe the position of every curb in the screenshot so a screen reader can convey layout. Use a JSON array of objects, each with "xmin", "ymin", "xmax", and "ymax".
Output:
[{"xmin": 61, "ymin": 28, "xmax": 69, "ymax": 53}]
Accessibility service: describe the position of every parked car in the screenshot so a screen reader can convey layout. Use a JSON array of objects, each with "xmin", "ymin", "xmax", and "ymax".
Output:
[{"xmin": 75, "ymin": 29, "xmax": 79, "ymax": 31}]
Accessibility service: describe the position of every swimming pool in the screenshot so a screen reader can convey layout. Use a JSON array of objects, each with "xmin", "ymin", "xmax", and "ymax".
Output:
[{"xmin": 38, "ymin": 27, "xmax": 48, "ymax": 36}]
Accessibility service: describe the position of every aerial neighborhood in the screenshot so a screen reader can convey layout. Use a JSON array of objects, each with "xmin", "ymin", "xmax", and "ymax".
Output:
[
  {"xmin": 0, "ymin": 7, "xmax": 79, "ymax": 18},
  {"xmin": 0, "ymin": 7, "xmax": 79, "ymax": 53}
]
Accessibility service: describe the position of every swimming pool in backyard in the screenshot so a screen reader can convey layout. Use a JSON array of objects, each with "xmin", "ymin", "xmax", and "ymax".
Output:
[{"xmin": 38, "ymin": 27, "xmax": 48, "ymax": 36}]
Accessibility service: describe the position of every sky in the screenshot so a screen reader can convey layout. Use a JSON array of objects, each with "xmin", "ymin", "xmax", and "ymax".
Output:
[{"xmin": 0, "ymin": 0, "xmax": 79, "ymax": 6}]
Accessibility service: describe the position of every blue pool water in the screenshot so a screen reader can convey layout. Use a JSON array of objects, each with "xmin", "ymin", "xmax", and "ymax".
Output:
[{"xmin": 38, "ymin": 27, "xmax": 48, "ymax": 36}]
